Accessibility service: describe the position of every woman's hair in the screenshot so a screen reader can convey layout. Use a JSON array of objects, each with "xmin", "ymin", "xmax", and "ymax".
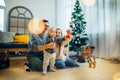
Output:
[{"xmin": 56, "ymin": 28, "xmax": 63, "ymax": 36}]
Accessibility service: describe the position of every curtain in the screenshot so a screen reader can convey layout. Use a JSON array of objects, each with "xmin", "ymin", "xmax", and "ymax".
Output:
[
  {"xmin": 56, "ymin": 0, "xmax": 120, "ymax": 59},
  {"xmin": 109, "ymin": 0, "xmax": 120, "ymax": 59}
]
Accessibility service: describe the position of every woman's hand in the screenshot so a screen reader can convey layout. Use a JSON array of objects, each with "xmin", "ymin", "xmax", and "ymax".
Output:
[
  {"xmin": 46, "ymin": 42, "xmax": 56, "ymax": 49},
  {"xmin": 66, "ymin": 29, "xmax": 72, "ymax": 35}
]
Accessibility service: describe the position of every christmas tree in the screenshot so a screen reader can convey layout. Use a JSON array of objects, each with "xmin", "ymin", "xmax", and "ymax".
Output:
[{"xmin": 69, "ymin": 0, "xmax": 89, "ymax": 54}]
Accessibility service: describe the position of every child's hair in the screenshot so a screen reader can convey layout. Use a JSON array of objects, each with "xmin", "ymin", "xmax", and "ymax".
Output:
[
  {"xmin": 56, "ymin": 28, "xmax": 63, "ymax": 36},
  {"xmin": 48, "ymin": 27, "xmax": 55, "ymax": 34}
]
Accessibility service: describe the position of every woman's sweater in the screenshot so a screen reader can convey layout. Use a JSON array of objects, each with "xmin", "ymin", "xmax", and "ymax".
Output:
[{"xmin": 56, "ymin": 37, "xmax": 71, "ymax": 61}]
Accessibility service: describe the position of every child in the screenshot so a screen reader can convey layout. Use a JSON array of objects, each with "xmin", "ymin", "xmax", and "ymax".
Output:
[{"xmin": 43, "ymin": 27, "xmax": 65, "ymax": 75}]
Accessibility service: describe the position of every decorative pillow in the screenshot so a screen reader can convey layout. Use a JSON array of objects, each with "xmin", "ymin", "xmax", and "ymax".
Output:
[
  {"xmin": 13, "ymin": 34, "xmax": 29, "ymax": 43},
  {"xmin": 0, "ymin": 32, "xmax": 15, "ymax": 43}
]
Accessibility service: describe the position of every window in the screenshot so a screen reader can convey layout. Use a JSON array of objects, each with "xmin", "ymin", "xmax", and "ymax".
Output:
[
  {"xmin": 0, "ymin": 0, "xmax": 5, "ymax": 31},
  {"xmin": 56, "ymin": 0, "xmax": 76, "ymax": 35}
]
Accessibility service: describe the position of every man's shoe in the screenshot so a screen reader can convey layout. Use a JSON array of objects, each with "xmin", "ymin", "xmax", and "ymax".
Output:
[{"xmin": 24, "ymin": 63, "xmax": 32, "ymax": 72}]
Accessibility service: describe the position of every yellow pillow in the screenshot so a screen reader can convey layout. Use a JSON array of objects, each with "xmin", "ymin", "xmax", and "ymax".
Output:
[{"xmin": 13, "ymin": 34, "xmax": 29, "ymax": 43}]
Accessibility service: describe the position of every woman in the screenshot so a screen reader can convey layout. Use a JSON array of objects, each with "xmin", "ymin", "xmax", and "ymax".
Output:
[{"xmin": 55, "ymin": 28, "xmax": 79, "ymax": 69}]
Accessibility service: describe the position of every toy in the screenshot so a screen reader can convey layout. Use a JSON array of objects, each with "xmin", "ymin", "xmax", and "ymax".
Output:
[
  {"xmin": 88, "ymin": 55, "xmax": 96, "ymax": 68},
  {"xmin": 81, "ymin": 46, "xmax": 96, "ymax": 68},
  {"xmin": 65, "ymin": 34, "xmax": 71, "ymax": 39},
  {"xmin": 65, "ymin": 29, "xmax": 72, "ymax": 39}
]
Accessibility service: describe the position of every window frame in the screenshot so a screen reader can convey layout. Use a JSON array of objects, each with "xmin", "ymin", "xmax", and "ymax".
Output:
[{"xmin": 0, "ymin": 0, "xmax": 6, "ymax": 31}]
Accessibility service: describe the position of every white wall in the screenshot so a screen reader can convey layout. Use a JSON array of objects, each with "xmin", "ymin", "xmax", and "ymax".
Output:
[{"xmin": 5, "ymin": 0, "xmax": 56, "ymax": 31}]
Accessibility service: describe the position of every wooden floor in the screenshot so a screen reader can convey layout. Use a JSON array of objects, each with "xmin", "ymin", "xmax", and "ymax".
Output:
[{"xmin": 0, "ymin": 58, "xmax": 120, "ymax": 80}]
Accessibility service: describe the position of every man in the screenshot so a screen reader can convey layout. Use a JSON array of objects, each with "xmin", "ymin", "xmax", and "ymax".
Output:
[{"xmin": 26, "ymin": 19, "xmax": 56, "ymax": 71}]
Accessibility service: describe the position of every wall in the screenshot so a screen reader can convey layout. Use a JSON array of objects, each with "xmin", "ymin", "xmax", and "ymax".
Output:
[{"xmin": 5, "ymin": 0, "xmax": 56, "ymax": 31}]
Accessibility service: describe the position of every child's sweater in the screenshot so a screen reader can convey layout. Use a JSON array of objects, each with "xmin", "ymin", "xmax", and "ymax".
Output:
[{"xmin": 45, "ymin": 35, "xmax": 65, "ymax": 54}]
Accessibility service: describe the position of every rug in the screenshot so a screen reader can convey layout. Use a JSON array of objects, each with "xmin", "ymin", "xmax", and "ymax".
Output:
[{"xmin": 75, "ymin": 58, "xmax": 101, "ymax": 67}]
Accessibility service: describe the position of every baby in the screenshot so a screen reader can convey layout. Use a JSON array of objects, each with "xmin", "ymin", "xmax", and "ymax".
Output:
[{"xmin": 43, "ymin": 27, "xmax": 65, "ymax": 75}]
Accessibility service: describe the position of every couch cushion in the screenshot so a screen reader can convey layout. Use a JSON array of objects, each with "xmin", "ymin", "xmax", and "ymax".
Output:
[
  {"xmin": 0, "ymin": 42, "xmax": 28, "ymax": 48},
  {"xmin": 13, "ymin": 34, "xmax": 29, "ymax": 43},
  {"xmin": 0, "ymin": 32, "xmax": 15, "ymax": 43}
]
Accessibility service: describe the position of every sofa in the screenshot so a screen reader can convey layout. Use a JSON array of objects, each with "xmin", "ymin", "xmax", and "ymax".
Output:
[
  {"xmin": 0, "ymin": 32, "xmax": 29, "ymax": 57},
  {"xmin": 0, "ymin": 31, "xmax": 70, "ymax": 57}
]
